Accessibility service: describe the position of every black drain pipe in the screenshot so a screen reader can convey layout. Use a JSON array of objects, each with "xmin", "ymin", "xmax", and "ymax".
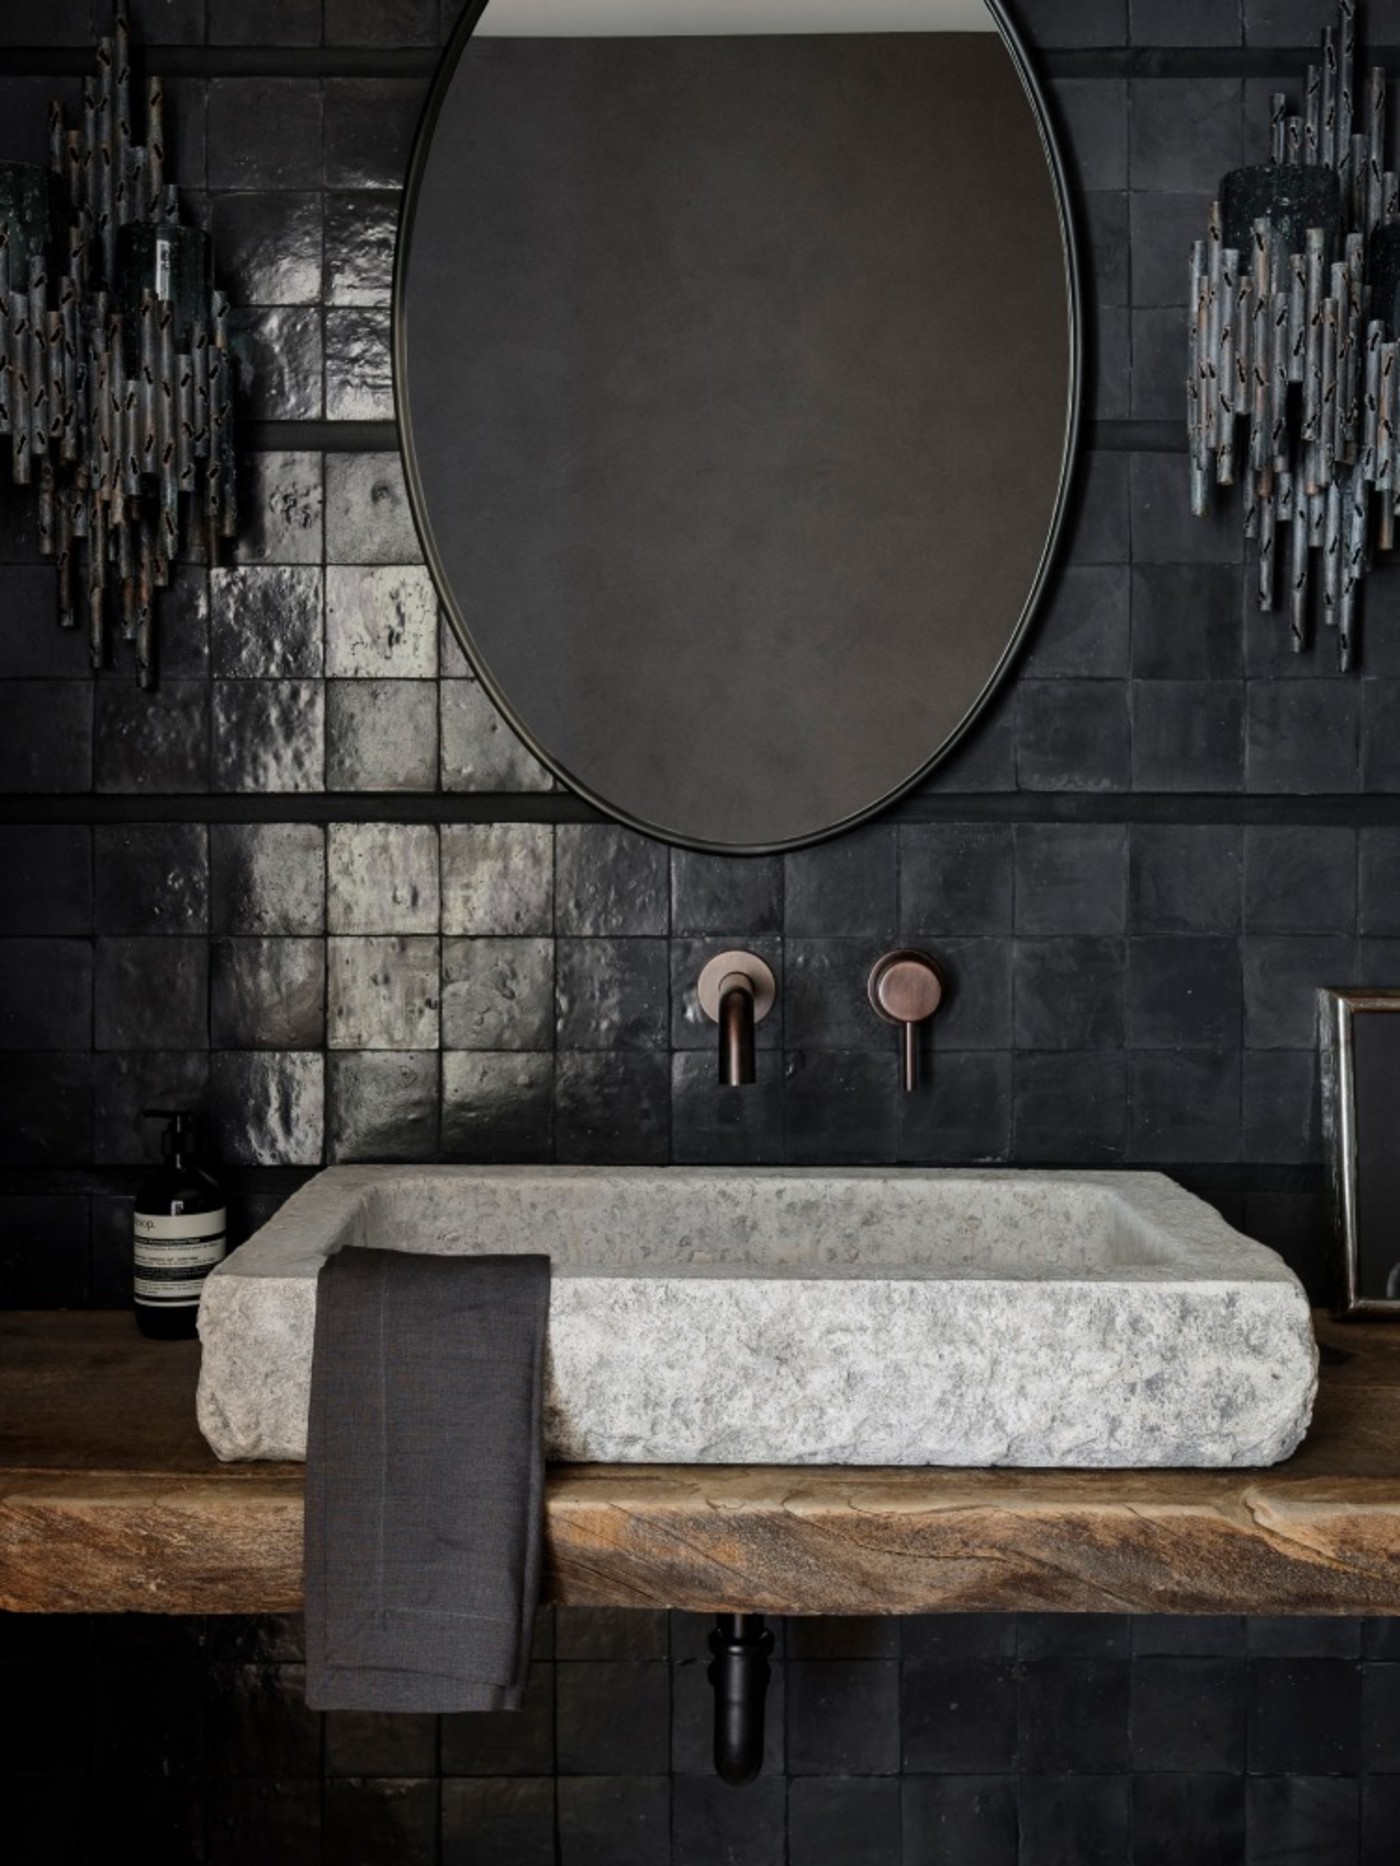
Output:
[{"xmin": 708, "ymin": 1613, "xmax": 774, "ymax": 1786}]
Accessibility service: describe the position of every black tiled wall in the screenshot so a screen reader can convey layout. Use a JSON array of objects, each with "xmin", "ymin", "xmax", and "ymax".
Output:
[{"xmin": 3, "ymin": 1, "xmax": 1400, "ymax": 1861}]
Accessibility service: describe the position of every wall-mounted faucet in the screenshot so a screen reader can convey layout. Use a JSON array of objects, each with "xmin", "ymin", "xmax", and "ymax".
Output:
[
  {"xmin": 868, "ymin": 950, "xmax": 945, "ymax": 1091},
  {"xmin": 697, "ymin": 951, "xmax": 777, "ymax": 1086}
]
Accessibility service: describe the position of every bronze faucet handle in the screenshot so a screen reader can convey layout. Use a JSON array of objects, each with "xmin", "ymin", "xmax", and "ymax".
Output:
[{"xmin": 868, "ymin": 950, "xmax": 946, "ymax": 1092}]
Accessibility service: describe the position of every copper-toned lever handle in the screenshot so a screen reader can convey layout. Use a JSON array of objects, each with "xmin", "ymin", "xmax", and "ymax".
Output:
[{"xmin": 867, "ymin": 951, "xmax": 945, "ymax": 1091}]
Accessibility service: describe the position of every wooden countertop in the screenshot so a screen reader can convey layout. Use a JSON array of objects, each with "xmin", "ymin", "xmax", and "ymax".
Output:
[{"xmin": 5, "ymin": 1311, "xmax": 1400, "ymax": 1616}]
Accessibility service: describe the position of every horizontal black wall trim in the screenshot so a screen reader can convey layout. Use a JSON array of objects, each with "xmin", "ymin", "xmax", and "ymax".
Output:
[
  {"xmin": 3, "ymin": 791, "xmax": 1400, "ymax": 828},
  {"xmin": 1090, "ymin": 421, "xmax": 1184, "ymax": 455},
  {"xmin": 245, "ymin": 421, "xmax": 401, "ymax": 455}
]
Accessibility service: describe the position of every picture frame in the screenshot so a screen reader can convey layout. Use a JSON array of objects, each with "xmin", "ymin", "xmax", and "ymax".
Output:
[{"xmin": 1320, "ymin": 988, "xmax": 1400, "ymax": 1319}]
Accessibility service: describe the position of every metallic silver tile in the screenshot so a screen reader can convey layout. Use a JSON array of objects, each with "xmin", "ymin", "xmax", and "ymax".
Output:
[
  {"xmin": 325, "ymin": 566, "xmax": 438, "ymax": 678},
  {"xmin": 440, "ymin": 824, "xmax": 553, "ymax": 936},
  {"xmin": 325, "ymin": 452, "xmax": 422, "ymax": 565},
  {"xmin": 210, "ymin": 938, "xmax": 326, "ymax": 1049},
  {"xmin": 325, "ymin": 307, "xmax": 392, "ymax": 419},
  {"xmin": 326, "ymin": 679, "xmax": 438, "ymax": 791},
  {"xmin": 440, "ymin": 681, "xmax": 554, "ymax": 793},
  {"xmin": 211, "ymin": 567, "xmax": 324, "ymax": 678},
  {"xmin": 210, "ymin": 1050, "xmax": 325, "ymax": 1165},
  {"xmin": 327, "ymin": 1051, "xmax": 439, "ymax": 1162},
  {"xmin": 441, "ymin": 937, "xmax": 554, "ymax": 1050},
  {"xmin": 327, "ymin": 823, "xmax": 440, "ymax": 933},
  {"xmin": 325, "ymin": 192, "xmax": 398, "ymax": 307},
  {"xmin": 442, "ymin": 1050, "xmax": 553, "ymax": 1160},
  {"xmin": 227, "ymin": 306, "xmax": 324, "ymax": 420},
  {"xmin": 211, "ymin": 680, "xmax": 325, "ymax": 792},
  {"xmin": 328, "ymin": 935, "xmax": 441, "ymax": 1050},
  {"xmin": 210, "ymin": 824, "xmax": 326, "ymax": 935},
  {"xmin": 234, "ymin": 452, "xmax": 324, "ymax": 567}
]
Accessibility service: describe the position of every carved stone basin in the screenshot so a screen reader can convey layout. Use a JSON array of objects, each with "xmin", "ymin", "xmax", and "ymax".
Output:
[{"xmin": 196, "ymin": 1167, "xmax": 1317, "ymax": 1468}]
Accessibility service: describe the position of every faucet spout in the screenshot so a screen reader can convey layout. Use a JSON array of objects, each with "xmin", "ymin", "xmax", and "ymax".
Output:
[{"xmin": 718, "ymin": 973, "xmax": 756, "ymax": 1086}]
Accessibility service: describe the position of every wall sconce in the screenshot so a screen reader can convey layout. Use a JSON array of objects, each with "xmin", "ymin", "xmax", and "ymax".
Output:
[
  {"xmin": 1189, "ymin": 0, "xmax": 1396, "ymax": 669},
  {"xmin": 0, "ymin": 5, "xmax": 235, "ymax": 688}
]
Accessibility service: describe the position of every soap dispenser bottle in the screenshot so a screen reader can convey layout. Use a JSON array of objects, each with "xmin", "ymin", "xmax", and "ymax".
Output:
[{"xmin": 133, "ymin": 1110, "xmax": 227, "ymax": 1340}]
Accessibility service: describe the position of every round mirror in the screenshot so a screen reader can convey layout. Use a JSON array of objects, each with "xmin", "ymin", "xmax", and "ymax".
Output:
[{"xmin": 397, "ymin": 0, "xmax": 1080, "ymax": 850}]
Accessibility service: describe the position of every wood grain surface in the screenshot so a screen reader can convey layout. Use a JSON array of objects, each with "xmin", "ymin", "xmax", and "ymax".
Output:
[{"xmin": 4, "ymin": 1312, "xmax": 1400, "ymax": 1616}]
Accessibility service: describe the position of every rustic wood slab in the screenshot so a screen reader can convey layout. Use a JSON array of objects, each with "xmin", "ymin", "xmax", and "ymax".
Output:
[{"xmin": 5, "ymin": 1312, "xmax": 1400, "ymax": 1616}]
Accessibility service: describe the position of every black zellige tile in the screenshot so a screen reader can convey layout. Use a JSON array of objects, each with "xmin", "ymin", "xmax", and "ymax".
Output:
[
  {"xmin": 210, "ymin": 824, "xmax": 326, "ymax": 935},
  {"xmin": 210, "ymin": 938, "xmax": 325, "ymax": 1051},
  {"xmin": 1133, "ymin": 679, "xmax": 1245, "ymax": 792},
  {"xmin": 1014, "ymin": 1, "xmax": 1128, "ymax": 50},
  {"xmin": 325, "ymin": 565, "xmax": 438, "ymax": 677},
  {"xmin": 783, "ymin": 1050, "xmax": 897, "ymax": 1164},
  {"xmin": 788, "ymin": 1778, "xmax": 901, "ymax": 1866},
  {"xmin": 902, "ymin": 1658, "xmax": 1017, "ymax": 1774},
  {"xmin": 209, "ymin": 0, "xmax": 322, "ymax": 43},
  {"xmin": 900, "ymin": 825, "xmax": 1015, "ymax": 937},
  {"xmin": 1129, "ymin": 76, "xmax": 1243, "ymax": 194},
  {"xmin": 212, "ymin": 192, "xmax": 322, "ymax": 308},
  {"xmin": 1360, "ymin": 832, "xmax": 1400, "ymax": 937},
  {"xmin": 233, "ymin": 452, "xmax": 324, "ymax": 568},
  {"xmin": 326, "ymin": 0, "xmax": 439, "ymax": 45},
  {"xmin": 1364, "ymin": 680, "xmax": 1400, "ymax": 792},
  {"xmin": 0, "ymin": 1053, "xmax": 92, "ymax": 1163},
  {"xmin": 324, "ymin": 80, "xmax": 428, "ymax": 191},
  {"xmin": 327, "ymin": 823, "xmax": 440, "ymax": 935},
  {"xmin": 441, "ymin": 824, "xmax": 553, "ymax": 936},
  {"xmin": 122, "ymin": 0, "xmax": 206, "ymax": 43},
  {"xmin": 325, "ymin": 306, "xmax": 392, "ymax": 420},
  {"xmin": 326, "ymin": 680, "xmax": 438, "ymax": 791},
  {"xmin": 555, "ymin": 1052, "xmax": 669, "ymax": 1165},
  {"xmin": 208, "ymin": 81, "xmax": 323, "ymax": 191},
  {"xmin": 441, "ymin": 1050, "xmax": 553, "ymax": 1161},
  {"xmin": 325, "ymin": 192, "xmax": 398, "ymax": 307},
  {"xmin": 1242, "ymin": 935, "xmax": 1357, "ymax": 1049},
  {"xmin": 1247, "ymin": 1618, "xmax": 1362, "ymax": 1659},
  {"xmin": 1133, "ymin": 1616, "xmax": 1246, "ymax": 1657},
  {"xmin": 0, "ymin": 826, "xmax": 92, "ymax": 935},
  {"xmin": 1095, "ymin": 303, "xmax": 1131, "ymax": 423},
  {"xmin": 784, "ymin": 940, "xmax": 892, "ymax": 1052},
  {"xmin": 94, "ymin": 1052, "xmax": 210, "ymax": 1167},
  {"xmin": 556, "ymin": 825, "xmax": 668, "ymax": 937},
  {"xmin": 670, "ymin": 848, "xmax": 782, "ymax": 937},
  {"xmin": 1249, "ymin": 1658, "xmax": 1363, "ymax": 1775},
  {"xmin": 786, "ymin": 1658, "xmax": 900, "ymax": 1776},
  {"xmin": 672, "ymin": 1775, "xmax": 786, "ymax": 1866},
  {"xmin": 901, "ymin": 1616, "xmax": 1017, "ymax": 1662},
  {"xmin": 1018, "ymin": 1616, "xmax": 1131, "ymax": 1661},
  {"xmin": 1013, "ymin": 1049, "xmax": 1127, "ymax": 1164},
  {"xmin": 1013, "ymin": 938, "xmax": 1124, "ymax": 1051},
  {"xmin": 440, "ymin": 1663, "xmax": 555, "ymax": 1775},
  {"xmin": 441, "ymin": 1779, "xmax": 556, "ymax": 1866},
  {"xmin": 1021, "ymin": 565, "xmax": 1130, "ymax": 680},
  {"xmin": 322, "ymin": 1781, "xmax": 436, "ymax": 1865},
  {"xmin": 1365, "ymin": 1663, "xmax": 1400, "ymax": 1773},
  {"xmin": 204, "ymin": 1783, "xmax": 321, "ymax": 1866},
  {"xmin": 1129, "ymin": 1049, "xmax": 1243, "ymax": 1164},
  {"xmin": 1364, "ymin": 1777, "xmax": 1400, "ymax": 1866},
  {"xmin": 95, "ymin": 681, "xmax": 208, "ymax": 794},
  {"xmin": 1248, "ymin": 681, "xmax": 1362, "ymax": 793},
  {"xmin": 0, "ymin": 1194, "xmax": 89, "ymax": 1305},
  {"xmin": 210, "ymin": 1052, "xmax": 324, "ymax": 1166},
  {"xmin": 785, "ymin": 825, "xmax": 897, "ymax": 937},
  {"xmin": 1131, "ymin": 304, "xmax": 1190, "ymax": 422},
  {"xmin": 921, "ymin": 687, "xmax": 1016, "ymax": 793},
  {"xmin": 898, "ymin": 1050, "xmax": 1013, "ymax": 1164},
  {"xmin": 227, "ymin": 307, "xmax": 324, "ymax": 421},
  {"xmin": 1130, "ymin": 190, "xmax": 1209, "ymax": 311},
  {"xmin": 1061, "ymin": 451, "xmax": 1131, "ymax": 569},
  {"xmin": 1244, "ymin": 827, "xmax": 1357, "ymax": 934},
  {"xmin": 1132, "ymin": 1657, "xmax": 1248, "ymax": 1772},
  {"xmin": 670, "ymin": 1051, "xmax": 784, "ymax": 1165},
  {"xmin": 1018, "ymin": 1777, "xmax": 1130, "ymax": 1866},
  {"xmin": 1081, "ymin": 190, "xmax": 1130, "ymax": 311},
  {"xmin": 94, "ymin": 939, "xmax": 206, "ymax": 1052},
  {"xmin": 555, "ymin": 1610, "xmax": 668, "ymax": 1661},
  {"xmin": 1015, "ymin": 681, "xmax": 1131, "ymax": 792},
  {"xmin": 901, "ymin": 1776, "xmax": 1017, "ymax": 1866},
  {"xmin": 325, "ymin": 452, "xmax": 422, "ymax": 565},
  {"xmin": 202, "ymin": 1661, "xmax": 321, "ymax": 1779},
  {"xmin": 1048, "ymin": 79, "xmax": 1128, "ymax": 193},
  {"xmin": 556, "ymin": 1777, "xmax": 670, "ymax": 1866},
  {"xmin": 1014, "ymin": 824, "xmax": 1126, "ymax": 936},
  {"xmin": 327, "ymin": 1051, "xmax": 439, "ymax": 1163},
  {"xmin": 1132, "ymin": 564, "xmax": 1243, "ymax": 680},
  {"xmin": 557, "ymin": 1662, "xmax": 670, "ymax": 1777},
  {"xmin": 94, "ymin": 824, "xmax": 208, "ymax": 936},
  {"xmin": 440, "ymin": 679, "xmax": 554, "ymax": 792},
  {"xmin": 442, "ymin": 938, "xmax": 554, "ymax": 1052},
  {"xmin": 0, "ymin": 565, "xmax": 88, "ymax": 676},
  {"xmin": 210, "ymin": 568, "xmax": 323, "ymax": 679},
  {"xmin": 1246, "ymin": 1777, "xmax": 1360, "ymax": 1866},
  {"xmin": 1132, "ymin": 1777, "xmax": 1245, "ymax": 1866},
  {"xmin": 556, "ymin": 939, "xmax": 668, "ymax": 1053},
  {"xmin": 1129, "ymin": 825, "xmax": 1242, "ymax": 934},
  {"xmin": 1131, "ymin": 450, "xmax": 1242, "ymax": 566},
  {"xmin": 211, "ymin": 681, "xmax": 324, "ymax": 793},
  {"xmin": 1018, "ymin": 1659, "xmax": 1131, "ymax": 1774},
  {"xmin": 670, "ymin": 935, "xmax": 782, "ymax": 1053},
  {"xmin": 1126, "ymin": 936, "xmax": 1241, "ymax": 1049}
]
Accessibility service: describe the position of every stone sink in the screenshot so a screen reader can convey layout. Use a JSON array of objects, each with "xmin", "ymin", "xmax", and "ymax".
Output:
[{"xmin": 196, "ymin": 1167, "xmax": 1318, "ymax": 1469}]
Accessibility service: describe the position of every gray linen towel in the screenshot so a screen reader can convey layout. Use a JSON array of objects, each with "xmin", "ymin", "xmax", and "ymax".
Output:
[{"xmin": 304, "ymin": 1245, "xmax": 550, "ymax": 1713}]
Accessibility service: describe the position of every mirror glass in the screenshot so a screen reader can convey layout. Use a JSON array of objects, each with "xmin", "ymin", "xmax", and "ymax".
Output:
[{"xmin": 398, "ymin": 0, "xmax": 1079, "ymax": 850}]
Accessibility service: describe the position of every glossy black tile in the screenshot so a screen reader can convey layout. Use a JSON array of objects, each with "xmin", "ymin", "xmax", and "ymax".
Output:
[
  {"xmin": 208, "ymin": 82, "xmax": 323, "ymax": 191},
  {"xmin": 324, "ymin": 80, "xmax": 428, "ymax": 190},
  {"xmin": 210, "ymin": 938, "xmax": 325, "ymax": 1050},
  {"xmin": 786, "ymin": 827, "xmax": 897, "ymax": 938},
  {"xmin": 441, "ymin": 824, "xmax": 553, "ymax": 936},
  {"xmin": 1132, "ymin": 1657, "xmax": 1248, "ymax": 1772},
  {"xmin": 556, "ymin": 1776, "xmax": 671, "ymax": 1866},
  {"xmin": 326, "ymin": 306, "xmax": 393, "ymax": 421},
  {"xmin": 670, "ymin": 1051, "xmax": 784, "ymax": 1165},
  {"xmin": 786, "ymin": 1658, "xmax": 900, "ymax": 1776},
  {"xmin": 556, "ymin": 825, "xmax": 669, "ymax": 937},
  {"xmin": 228, "ymin": 306, "xmax": 324, "ymax": 420},
  {"xmin": 212, "ymin": 680, "xmax": 324, "ymax": 792},
  {"xmin": 557, "ymin": 1662, "xmax": 670, "ymax": 1777},
  {"xmin": 327, "ymin": 823, "xmax": 440, "ymax": 934},
  {"xmin": 1013, "ymin": 1049, "xmax": 1127, "ymax": 1164},
  {"xmin": 1013, "ymin": 938, "xmax": 1124, "ymax": 1051},
  {"xmin": 1017, "ymin": 680, "xmax": 1131, "ymax": 792},
  {"xmin": 788, "ymin": 1777, "xmax": 901, "ymax": 1866},
  {"xmin": 0, "ymin": 566, "xmax": 88, "ymax": 676},
  {"xmin": 441, "ymin": 1778, "xmax": 557, "ymax": 1866},
  {"xmin": 93, "ymin": 1051, "xmax": 210, "ymax": 1166},
  {"xmin": 0, "ymin": 1051, "xmax": 88, "ymax": 1166},
  {"xmin": 1018, "ymin": 1777, "xmax": 1131, "ymax": 1866},
  {"xmin": 1129, "ymin": 825, "xmax": 1241, "ymax": 934},
  {"xmin": 210, "ymin": 824, "xmax": 326, "ymax": 935},
  {"xmin": 0, "ymin": 679, "xmax": 92, "ymax": 791},
  {"xmin": 902, "ymin": 1658, "xmax": 1017, "ymax": 1774},
  {"xmin": 326, "ymin": 1050, "xmax": 439, "ymax": 1161},
  {"xmin": 555, "ymin": 1051, "xmax": 669, "ymax": 1164},
  {"xmin": 671, "ymin": 848, "xmax": 782, "ymax": 937},
  {"xmin": 325, "ymin": 452, "xmax": 421, "ymax": 565},
  {"xmin": 95, "ymin": 938, "xmax": 206, "ymax": 1051},
  {"xmin": 439, "ymin": 1663, "xmax": 556, "ymax": 1775},
  {"xmin": 322, "ymin": 1779, "xmax": 437, "ymax": 1865},
  {"xmin": 901, "ymin": 1776, "xmax": 1018, "ymax": 1866},
  {"xmin": 1015, "ymin": 824, "xmax": 1126, "ymax": 937},
  {"xmin": 233, "ymin": 453, "xmax": 324, "ymax": 568},
  {"xmin": 671, "ymin": 1774, "xmax": 786, "ymax": 1866},
  {"xmin": 441, "ymin": 1050, "xmax": 553, "ymax": 1160},
  {"xmin": 213, "ymin": 192, "xmax": 323, "ymax": 307},
  {"xmin": 205, "ymin": 1781, "xmax": 322, "ymax": 1866},
  {"xmin": 0, "ymin": 826, "xmax": 92, "ymax": 935},
  {"xmin": 203, "ymin": 1662, "xmax": 322, "ymax": 1777},
  {"xmin": 784, "ymin": 939, "xmax": 891, "ymax": 1053},
  {"xmin": 897, "ymin": 1050, "xmax": 1012, "ymax": 1164},
  {"xmin": 210, "ymin": 1051, "xmax": 324, "ymax": 1165},
  {"xmin": 325, "ymin": 192, "xmax": 399, "ymax": 307},
  {"xmin": 210, "ymin": 568, "xmax": 323, "ymax": 679},
  {"xmin": 327, "ymin": 679, "xmax": 439, "ymax": 791},
  {"xmin": 441, "ymin": 937, "xmax": 553, "ymax": 1052},
  {"xmin": 96, "ymin": 680, "xmax": 208, "ymax": 794},
  {"xmin": 1249, "ymin": 1659, "xmax": 1362, "ymax": 1776},
  {"xmin": 95, "ymin": 824, "xmax": 209, "ymax": 935},
  {"xmin": 900, "ymin": 825, "xmax": 1014, "ymax": 937},
  {"xmin": 783, "ymin": 1049, "xmax": 897, "ymax": 1164},
  {"xmin": 1245, "ymin": 1777, "xmax": 1360, "ymax": 1866}
]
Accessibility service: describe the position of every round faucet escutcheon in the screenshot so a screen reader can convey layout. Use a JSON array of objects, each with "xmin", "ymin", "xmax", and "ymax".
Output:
[
  {"xmin": 697, "ymin": 951, "xmax": 777, "ymax": 1087},
  {"xmin": 868, "ymin": 950, "xmax": 946, "ymax": 1093}
]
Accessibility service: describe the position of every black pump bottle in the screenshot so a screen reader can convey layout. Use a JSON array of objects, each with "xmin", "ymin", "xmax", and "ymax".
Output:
[{"xmin": 133, "ymin": 1110, "xmax": 227, "ymax": 1340}]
